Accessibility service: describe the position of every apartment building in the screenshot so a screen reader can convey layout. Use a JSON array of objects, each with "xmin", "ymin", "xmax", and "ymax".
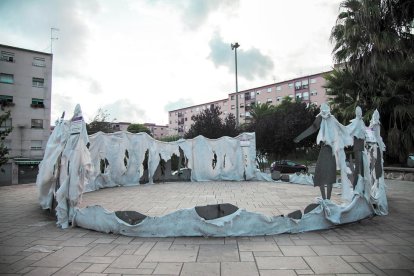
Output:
[
  {"xmin": 143, "ymin": 123, "xmax": 169, "ymax": 139},
  {"xmin": 0, "ymin": 44, "xmax": 53, "ymax": 185},
  {"xmin": 110, "ymin": 122, "xmax": 169, "ymax": 139},
  {"xmin": 168, "ymin": 71, "xmax": 331, "ymax": 136}
]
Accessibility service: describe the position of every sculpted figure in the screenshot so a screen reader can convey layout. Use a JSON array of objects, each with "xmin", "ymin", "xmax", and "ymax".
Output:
[
  {"xmin": 294, "ymin": 103, "xmax": 353, "ymax": 200},
  {"xmin": 346, "ymin": 106, "xmax": 366, "ymax": 189}
]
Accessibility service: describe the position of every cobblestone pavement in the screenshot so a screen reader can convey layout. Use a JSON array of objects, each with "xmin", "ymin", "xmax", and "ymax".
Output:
[{"xmin": 0, "ymin": 180, "xmax": 413, "ymax": 275}]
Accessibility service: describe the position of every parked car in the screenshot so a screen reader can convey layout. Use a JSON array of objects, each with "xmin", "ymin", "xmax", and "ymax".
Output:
[{"xmin": 271, "ymin": 160, "xmax": 308, "ymax": 173}]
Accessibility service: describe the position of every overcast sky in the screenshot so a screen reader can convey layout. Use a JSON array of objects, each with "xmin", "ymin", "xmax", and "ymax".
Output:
[{"xmin": 0, "ymin": 0, "xmax": 342, "ymax": 125}]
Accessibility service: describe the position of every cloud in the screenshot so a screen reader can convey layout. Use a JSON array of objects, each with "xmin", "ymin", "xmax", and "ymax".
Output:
[
  {"xmin": 164, "ymin": 98, "xmax": 195, "ymax": 112},
  {"xmin": 208, "ymin": 32, "xmax": 274, "ymax": 81},
  {"xmin": 147, "ymin": 0, "xmax": 239, "ymax": 30},
  {"xmin": 0, "ymin": 0, "xmax": 100, "ymax": 76},
  {"xmin": 100, "ymin": 99, "xmax": 146, "ymax": 123},
  {"xmin": 51, "ymin": 93, "xmax": 77, "ymax": 123}
]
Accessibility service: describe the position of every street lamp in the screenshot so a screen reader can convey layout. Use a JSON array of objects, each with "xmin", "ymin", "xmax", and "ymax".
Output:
[{"xmin": 231, "ymin": 42, "xmax": 240, "ymax": 126}]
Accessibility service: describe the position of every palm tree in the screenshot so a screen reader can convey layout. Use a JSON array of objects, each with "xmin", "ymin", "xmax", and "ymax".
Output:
[{"xmin": 326, "ymin": 0, "xmax": 414, "ymax": 163}]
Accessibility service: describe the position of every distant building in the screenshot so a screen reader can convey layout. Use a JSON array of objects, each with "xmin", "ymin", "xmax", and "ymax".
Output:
[
  {"xmin": 168, "ymin": 70, "xmax": 332, "ymax": 136},
  {"xmin": 110, "ymin": 122, "xmax": 169, "ymax": 139},
  {"xmin": 111, "ymin": 122, "xmax": 131, "ymax": 132},
  {"xmin": 143, "ymin": 123, "xmax": 169, "ymax": 139},
  {"xmin": 0, "ymin": 44, "xmax": 53, "ymax": 185}
]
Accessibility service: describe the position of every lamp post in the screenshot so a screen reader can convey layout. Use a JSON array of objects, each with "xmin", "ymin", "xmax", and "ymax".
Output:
[{"xmin": 231, "ymin": 42, "xmax": 240, "ymax": 126}]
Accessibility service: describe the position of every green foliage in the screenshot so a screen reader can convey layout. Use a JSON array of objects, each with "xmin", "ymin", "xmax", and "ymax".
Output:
[
  {"xmin": 0, "ymin": 111, "xmax": 13, "ymax": 168},
  {"xmin": 184, "ymin": 106, "xmax": 240, "ymax": 139},
  {"xmin": 127, "ymin": 123, "xmax": 151, "ymax": 135},
  {"xmin": 327, "ymin": 0, "xmax": 414, "ymax": 163},
  {"xmin": 86, "ymin": 108, "xmax": 114, "ymax": 135},
  {"xmin": 251, "ymin": 99, "xmax": 319, "ymax": 159},
  {"xmin": 158, "ymin": 135, "xmax": 181, "ymax": 142}
]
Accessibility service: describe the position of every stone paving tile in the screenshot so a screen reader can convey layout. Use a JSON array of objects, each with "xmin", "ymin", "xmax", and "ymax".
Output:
[
  {"xmin": 0, "ymin": 180, "xmax": 413, "ymax": 275},
  {"xmin": 143, "ymin": 249, "xmax": 198, "ymax": 263},
  {"xmin": 0, "ymin": 255, "xmax": 25, "ymax": 263},
  {"xmin": 311, "ymin": 245, "xmax": 358, "ymax": 255},
  {"xmin": 60, "ymin": 237, "xmax": 97, "ymax": 247},
  {"xmin": 103, "ymin": 267, "xmax": 153, "ymax": 274},
  {"xmin": 361, "ymin": 253, "xmax": 414, "ymax": 269},
  {"xmin": 84, "ymin": 244, "xmax": 117, "ymax": 256},
  {"xmin": 153, "ymin": 262, "xmax": 182, "ymax": 275},
  {"xmin": 109, "ymin": 254, "xmax": 144, "ymax": 268},
  {"xmin": 259, "ymin": 269, "xmax": 297, "ymax": 276},
  {"xmin": 197, "ymin": 244, "xmax": 239, "ymax": 262},
  {"xmin": 74, "ymin": 256, "xmax": 117, "ymax": 264},
  {"xmin": 238, "ymin": 241, "xmax": 280, "ymax": 252},
  {"xmin": 32, "ymin": 246, "xmax": 90, "ymax": 268},
  {"xmin": 221, "ymin": 261, "xmax": 259, "ymax": 276},
  {"xmin": 53, "ymin": 262, "xmax": 91, "ymax": 276},
  {"xmin": 304, "ymin": 256, "xmax": 357, "ymax": 274},
  {"xmin": 279, "ymin": 245, "xmax": 316, "ymax": 256},
  {"xmin": 133, "ymin": 241, "xmax": 156, "ymax": 255},
  {"xmin": 84, "ymin": 263, "xmax": 110, "ymax": 273},
  {"xmin": 180, "ymin": 262, "xmax": 220, "ymax": 276},
  {"xmin": 24, "ymin": 266, "xmax": 60, "ymax": 275},
  {"xmin": 256, "ymin": 256, "xmax": 309, "ymax": 270}
]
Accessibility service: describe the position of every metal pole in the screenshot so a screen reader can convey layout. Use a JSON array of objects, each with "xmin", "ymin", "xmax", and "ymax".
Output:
[
  {"xmin": 235, "ymin": 46, "xmax": 239, "ymax": 126},
  {"xmin": 231, "ymin": 42, "xmax": 240, "ymax": 127}
]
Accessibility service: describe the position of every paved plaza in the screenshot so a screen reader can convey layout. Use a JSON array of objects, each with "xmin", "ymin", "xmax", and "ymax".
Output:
[{"xmin": 0, "ymin": 180, "xmax": 413, "ymax": 275}]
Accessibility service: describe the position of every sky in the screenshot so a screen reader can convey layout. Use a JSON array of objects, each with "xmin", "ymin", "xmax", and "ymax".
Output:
[{"xmin": 0, "ymin": 0, "xmax": 342, "ymax": 125}]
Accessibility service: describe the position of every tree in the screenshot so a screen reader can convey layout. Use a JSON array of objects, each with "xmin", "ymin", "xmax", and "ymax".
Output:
[
  {"xmin": 127, "ymin": 123, "xmax": 151, "ymax": 135},
  {"xmin": 184, "ymin": 106, "xmax": 240, "ymax": 139},
  {"xmin": 86, "ymin": 108, "xmax": 114, "ymax": 135},
  {"xmin": 0, "ymin": 111, "xmax": 13, "ymax": 169},
  {"xmin": 253, "ymin": 100, "xmax": 319, "ymax": 159},
  {"xmin": 326, "ymin": 0, "xmax": 414, "ymax": 163}
]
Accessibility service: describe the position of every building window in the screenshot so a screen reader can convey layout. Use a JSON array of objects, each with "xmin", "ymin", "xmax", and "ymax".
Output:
[
  {"xmin": 310, "ymin": 78, "xmax": 317, "ymax": 84},
  {"xmin": 294, "ymin": 81, "xmax": 302, "ymax": 90},
  {"xmin": 277, "ymin": 97, "xmax": 282, "ymax": 102},
  {"xmin": 240, "ymin": 113, "xmax": 244, "ymax": 117},
  {"xmin": 240, "ymin": 104, "xmax": 244, "ymax": 108},
  {"xmin": 276, "ymin": 86, "xmax": 282, "ymax": 91},
  {"xmin": 0, "ymin": 73, "xmax": 14, "ymax": 84},
  {"xmin": 32, "ymin": 77, "xmax": 44, "ymax": 88},
  {"xmin": 311, "ymin": 90, "xmax": 318, "ymax": 96},
  {"xmin": 250, "ymin": 91, "xmax": 255, "ymax": 98},
  {"xmin": 302, "ymin": 79, "xmax": 309, "ymax": 89},
  {"xmin": 0, "ymin": 95, "xmax": 14, "ymax": 107},
  {"xmin": 31, "ymin": 140, "xmax": 42, "ymax": 150},
  {"xmin": 231, "ymin": 105, "xmax": 235, "ymax": 110},
  {"xmin": 266, "ymin": 98, "xmax": 272, "ymax": 103},
  {"xmin": 32, "ymin": 57, "xmax": 46, "ymax": 67},
  {"xmin": 245, "ymin": 111, "xmax": 251, "ymax": 118},
  {"xmin": 256, "ymin": 90, "xmax": 261, "ymax": 95},
  {"xmin": 296, "ymin": 93, "xmax": 302, "ymax": 100},
  {"xmin": 240, "ymin": 94, "xmax": 244, "ymax": 99},
  {"xmin": 267, "ymin": 87, "xmax": 272, "ymax": 92},
  {"xmin": 31, "ymin": 98, "xmax": 45, "ymax": 108},
  {"xmin": 0, "ymin": 118, "xmax": 12, "ymax": 131},
  {"xmin": 303, "ymin": 92, "xmax": 309, "ymax": 100},
  {"xmin": 1, "ymin": 51, "xmax": 15, "ymax": 63},
  {"xmin": 288, "ymin": 83, "xmax": 293, "ymax": 88},
  {"xmin": 31, "ymin": 119, "xmax": 43, "ymax": 129},
  {"xmin": 231, "ymin": 95, "xmax": 234, "ymax": 100}
]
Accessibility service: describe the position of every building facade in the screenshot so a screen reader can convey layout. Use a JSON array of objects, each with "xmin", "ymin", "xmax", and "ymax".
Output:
[
  {"xmin": 110, "ymin": 122, "xmax": 169, "ymax": 139},
  {"xmin": 168, "ymin": 71, "xmax": 331, "ymax": 136},
  {"xmin": 0, "ymin": 44, "xmax": 53, "ymax": 185}
]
